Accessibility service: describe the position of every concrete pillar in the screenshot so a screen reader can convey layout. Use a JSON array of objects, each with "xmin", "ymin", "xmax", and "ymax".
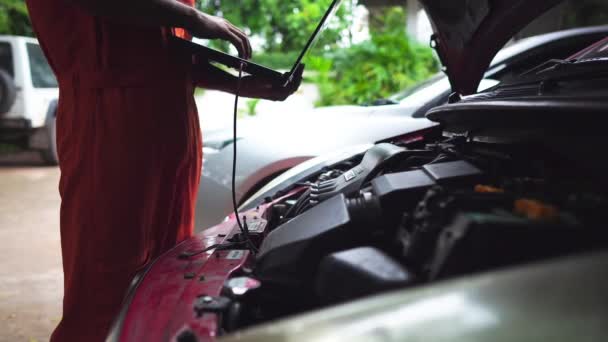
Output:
[{"xmin": 406, "ymin": 0, "xmax": 422, "ymax": 40}]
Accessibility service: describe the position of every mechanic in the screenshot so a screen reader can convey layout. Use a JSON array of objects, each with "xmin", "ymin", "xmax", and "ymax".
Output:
[{"xmin": 24, "ymin": 0, "xmax": 302, "ymax": 341}]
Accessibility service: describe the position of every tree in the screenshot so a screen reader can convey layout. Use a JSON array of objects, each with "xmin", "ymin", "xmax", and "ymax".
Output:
[
  {"xmin": 311, "ymin": 6, "xmax": 439, "ymax": 106},
  {"xmin": 0, "ymin": 0, "xmax": 33, "ymax": 36},
  {"xmin": 563, "ymin": 0, "xmax": 608, "ymax": 29},
  {"xmin": 196, "ymin": 0, "xmax": 355, "ymax": 53}
]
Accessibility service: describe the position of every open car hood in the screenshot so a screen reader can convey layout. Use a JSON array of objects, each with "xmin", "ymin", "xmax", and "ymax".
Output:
[{"xmin": 420, "ymin": 0, "xmax": 564, "ymax": 95}]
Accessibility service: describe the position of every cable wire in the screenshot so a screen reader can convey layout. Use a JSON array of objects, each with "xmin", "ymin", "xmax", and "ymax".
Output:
[
  {"xmin": 178, "ymin": 242, "xmax": 239, "ymax": 259},
  {"xmin": 233, "ymin": 63, "xmax": 258, "ymax": 254}
]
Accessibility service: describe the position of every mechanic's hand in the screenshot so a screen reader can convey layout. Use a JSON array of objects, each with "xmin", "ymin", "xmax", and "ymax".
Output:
[
  {"xmin": 188, "ymin": 12, "xmax": 252, "ymax": 59},
  {"xmin": 239, "ymin": 64, "xmax": 305, "ymax": 101}
]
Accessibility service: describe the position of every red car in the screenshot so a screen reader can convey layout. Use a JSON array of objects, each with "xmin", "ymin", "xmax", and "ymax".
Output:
[{"xmin": 108, "ymin": 1, "xmax": 608, "ymax": 341}]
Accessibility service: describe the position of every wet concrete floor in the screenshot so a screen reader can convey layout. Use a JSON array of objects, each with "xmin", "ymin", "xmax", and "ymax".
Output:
[{"xmin": 0, "ymin": 152, "xmax": 62, "ymax": 342}]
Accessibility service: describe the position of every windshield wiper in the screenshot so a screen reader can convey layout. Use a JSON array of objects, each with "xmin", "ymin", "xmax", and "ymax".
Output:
[
  {"xmin": 520, "ymin": 59, "xmax": 574, "ymax": 77},
  {"xmin": 522, "ymin": 58, "xmax": 608, "ymax": 78},
  {"xmin": 506, "ymin": 58, "xmax": 608, "ymax": 87}
]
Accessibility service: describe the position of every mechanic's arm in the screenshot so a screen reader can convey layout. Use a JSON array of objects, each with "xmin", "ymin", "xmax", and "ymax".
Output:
[
  {"xmin": 193, "ymin": 61, "xmax": 304, "ymax": 101},
  {"xmin": 64, "ymin": 0, "xmax": 251, "ymax": 58}
]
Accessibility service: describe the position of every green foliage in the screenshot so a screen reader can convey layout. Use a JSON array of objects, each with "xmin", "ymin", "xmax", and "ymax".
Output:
[
  {"xmin": 245, "ymin": 99, "xmax": 260, "ymax": 117},
  {"xmin": 0, "ymin": 0, "xmax": 33, "ymax": 36},
  {"xmin": 563, "ymin": 0, "xmax": 608, "ymax": 29},
  {"xmin": 196, "ymin": 0, "xmax": 354, "ymax": 53},
  {"xmin": 0, "ymin": 143, "xmax": 20, "ymax": 154},
  {"xmin": 237, "ymin": 98, "xmax": 260, "ymax": 118},
  {"xmin": 194, "ymin": 87, "xmax": 206, "ymax": 97},
  {"xmin": 312, "ymin": 7, "xmax": 439, "ymax": 106},
  {"xmin": 252, "ymin": 51, "xmax": 301, "ymax": 70}
]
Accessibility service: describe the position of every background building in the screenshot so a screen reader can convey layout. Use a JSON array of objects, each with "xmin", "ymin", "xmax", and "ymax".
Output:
[{"xmin": 361, "ymin": 0, "xmax": 608, "ymax": 44}]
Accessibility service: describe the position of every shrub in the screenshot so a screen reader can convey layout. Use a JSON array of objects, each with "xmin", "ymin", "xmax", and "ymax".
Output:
[
  {"xmin": 0, "ymin": 0, "xmax": 33, "ymax": 36},
  {"xmin": 253, "ymin": 51, "xmax": 301, "ymax": 70},
  {"xmin": 310, "ymin": 7, "xmax": 439, "ymax": 106}
]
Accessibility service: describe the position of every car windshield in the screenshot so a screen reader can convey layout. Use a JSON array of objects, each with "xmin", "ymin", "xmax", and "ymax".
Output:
[
  {"xmin": 389, "ymin": 72, "xmax": 500, "ymax": 108},
  {"xmin": 27, "ymin": 43, "xmax": 58, "ymax": 88},
  {"xmin": 390, "ymin": 73, "xmax": 445, "ymax": 102},
  {"xmin": 518, "ymin": 36, "xmax": 608, "ymax": 79},
  {"xmin": 568, "ymin": 36, "xmax": 608, "ymax": 61}
]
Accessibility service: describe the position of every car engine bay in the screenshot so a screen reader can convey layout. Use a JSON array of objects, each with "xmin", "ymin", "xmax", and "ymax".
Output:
[{"xmin": 207, "ymin": 133, "xmax": 608, "ymax": 333}]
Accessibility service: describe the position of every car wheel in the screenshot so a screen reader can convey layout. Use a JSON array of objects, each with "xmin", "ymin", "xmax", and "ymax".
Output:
[
  {"xmin": 40, "ymin": 114, "xmax": 59, "ymax": 165},
  {"xmin": 0, "ymin": 68, "xmax": 16, "ymax": 115}
]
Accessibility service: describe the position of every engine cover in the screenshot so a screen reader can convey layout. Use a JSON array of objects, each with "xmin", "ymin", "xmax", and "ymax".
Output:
[
  {"xmin": 256, "ymin": 194, "xmax": 382, "ymax": 287},
  {"xmin": 315, "ymin": 247, "xmax": 416, "ymax": 304}
]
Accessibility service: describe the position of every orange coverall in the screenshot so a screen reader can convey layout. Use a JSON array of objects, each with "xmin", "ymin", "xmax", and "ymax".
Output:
[{"xmin": 25, "ymin": 0, "xmax": 201, "ymax": 340}]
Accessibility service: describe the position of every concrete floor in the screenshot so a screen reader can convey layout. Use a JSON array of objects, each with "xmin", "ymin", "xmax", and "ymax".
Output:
[
  {"xmin": 0, "ymin": 152, "xmax": 62, "ymax": 342},
  {"xmin": 0, "ymin": 148, "xmax": 218, "ymax": 341}
]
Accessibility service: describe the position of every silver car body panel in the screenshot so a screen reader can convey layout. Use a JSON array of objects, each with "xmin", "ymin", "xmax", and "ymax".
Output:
[{"xmin": 222, "ymin": 251, "xmax": 608, "ymax": 342}]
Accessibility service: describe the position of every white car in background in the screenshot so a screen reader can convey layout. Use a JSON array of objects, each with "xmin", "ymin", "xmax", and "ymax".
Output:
[
  {"xmin": 195, "ymin": 25, "xmax": 608, "ymax": 230},
  {"xmin": 0, "ymin": 35, "xmax": 59, "ymax": 164}
]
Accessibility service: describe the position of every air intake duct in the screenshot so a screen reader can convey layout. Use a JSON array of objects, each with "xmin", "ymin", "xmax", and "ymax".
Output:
[{"xmin": 256, "ymin": 193, "xmax": 382, "ymax": 288}]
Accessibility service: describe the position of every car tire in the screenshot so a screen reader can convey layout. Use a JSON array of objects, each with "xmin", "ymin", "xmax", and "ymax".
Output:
[
  {"xmin": 0, "ymin": 68, "xmax": 16, "ymax": 115},
  {"xmin": 40, "ymin": 114, "xmax": 59, "ymax": 165}
]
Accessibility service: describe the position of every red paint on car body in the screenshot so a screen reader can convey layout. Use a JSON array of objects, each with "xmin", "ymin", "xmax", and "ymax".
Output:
[{"xmin": 114, "ymin": 189, "xmax": 306, "ymax": 341}]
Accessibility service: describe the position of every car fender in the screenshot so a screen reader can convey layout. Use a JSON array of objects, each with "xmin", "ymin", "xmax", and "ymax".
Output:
[
  {"xmin": 197, "ymin": 143, "xmax": 316, "ymax": 229},
  {"xmin": 238, "ymin": 155, "xmax": 313, "ymax": 202}
]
